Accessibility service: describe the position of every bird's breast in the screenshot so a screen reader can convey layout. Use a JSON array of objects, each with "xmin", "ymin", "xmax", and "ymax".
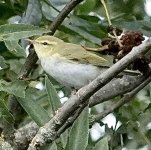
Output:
[{"xmin": 40, "ymin": 56, "xmax": 101, "ymax": 89}]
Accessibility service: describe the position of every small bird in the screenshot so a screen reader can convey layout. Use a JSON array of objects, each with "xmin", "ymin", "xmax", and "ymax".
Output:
[{"xmin": 31, "ymin": 36, "xmax": 137, "ymax": 89}]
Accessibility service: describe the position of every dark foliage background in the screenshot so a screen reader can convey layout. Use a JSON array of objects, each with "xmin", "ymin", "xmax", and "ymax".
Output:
[{"xmin": 0, "ymin": 0, "xmax": 151, "ymax": 149}]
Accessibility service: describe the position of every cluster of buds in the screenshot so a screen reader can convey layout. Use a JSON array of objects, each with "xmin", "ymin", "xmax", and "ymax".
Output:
[{"xmin": 101, "ymin": 27, "xmax": 150, "ymax": 74}]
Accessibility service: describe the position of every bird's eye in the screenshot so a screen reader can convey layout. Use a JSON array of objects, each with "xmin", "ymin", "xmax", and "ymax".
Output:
[{"xmin": 42, "ymin": 42, "xmax": 48, "ymax": 45}]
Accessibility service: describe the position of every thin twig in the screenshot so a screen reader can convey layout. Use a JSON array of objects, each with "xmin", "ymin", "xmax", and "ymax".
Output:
[{"xmin": 112, "ymin": 29, "xmax": 123, "ymax": 47}]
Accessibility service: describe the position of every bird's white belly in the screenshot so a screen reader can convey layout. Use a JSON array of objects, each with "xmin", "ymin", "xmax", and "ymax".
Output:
[{"xmin": 40, "ymin": 57, "xmax": 101, "ymax": 89}]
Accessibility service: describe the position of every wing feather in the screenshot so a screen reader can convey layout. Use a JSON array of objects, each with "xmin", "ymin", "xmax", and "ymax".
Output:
[{"xmin": 58, "ymin": 43, "xmax": 108, "ymax": 66}]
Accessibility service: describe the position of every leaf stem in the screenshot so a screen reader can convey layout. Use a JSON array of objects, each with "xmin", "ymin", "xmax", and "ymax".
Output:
[{"xmin": 101, "ymin": 0, "xmax": 112, "ymax": 26}]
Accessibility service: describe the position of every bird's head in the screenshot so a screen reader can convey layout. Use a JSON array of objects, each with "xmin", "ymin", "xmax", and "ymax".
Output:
[{"xmin": 30, "ymin": 35, "xmax": 63, "ymax": 58}]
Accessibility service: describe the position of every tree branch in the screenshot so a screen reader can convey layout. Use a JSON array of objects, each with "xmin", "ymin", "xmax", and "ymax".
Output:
[
  {"xmin": 41, "ymin": 70, "xmax": 151, "ymax": 139},
  {"xmin": 14, "ymin": 122, "xmax": 39, "ymax": 150},
  {"xmin": 28, "ymin": 39, "xmax": 151, "ymax": 149},
  {"xmin": 92, "ymin": 73, "xmax": 151, "ymax": 123},
  {"xmin": 1, "ymin": 142, "xmax": 14, "ymax": 150},
  {"xmin": 12, "ymin": 67, "xmax": 150, "ymax": 148},
  {"xmin": 41, "ymin": 70, "xmax": 151, "ymax": 142},
  {"xmin": 89, "ymin": 73, "xmax": 148, "ymax": 107},
  {"xmin": 49, "ymin": 0, "xmax": 84, "ymax": 34},
  {"xmin": 54, "ymin": 101, "xmax": 89, "ymax": 140},
  {"xmin": 12, "ymin": 70, "xmax": 149, "ymax": 149}
]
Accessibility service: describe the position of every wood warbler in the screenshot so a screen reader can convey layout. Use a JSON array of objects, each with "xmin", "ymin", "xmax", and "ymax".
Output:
[{"xmin": 31, "ymin": 36, "xmax": 120, "ymax": 89}]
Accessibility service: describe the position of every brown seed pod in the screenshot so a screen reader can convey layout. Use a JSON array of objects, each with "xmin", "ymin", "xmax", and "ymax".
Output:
[
  {"xmin": 101, "ymin": 38, "xmax": 119, "ymax": 55},
  {"xmin": 101, "ymin": 30, "xmax": 149, "ymax": 74},
  {"xmin": 120, "ymin": 31, "xmax": 145, "ymax": 53}
]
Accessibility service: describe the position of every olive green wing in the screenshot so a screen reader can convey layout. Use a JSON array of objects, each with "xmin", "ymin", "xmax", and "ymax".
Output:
[{"xmin": 58, "ymin": 43, "xmax": 109, "ymax": 66}]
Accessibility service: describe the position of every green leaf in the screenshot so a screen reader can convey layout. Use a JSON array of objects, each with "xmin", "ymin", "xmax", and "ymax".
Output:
[
  {"xmin": 17, "ymin": 88, "xmax": 50, "ymax": 126},
  {"xmin": 0, "ymin": 80, "xmax": 28, "ymax": 98},
  {"xmin": 93, "ymin": 137, "xmax": 109, "ymax": 150},
  {"xmin": 116, "ymin": 124, "xmax": 127, "ymax": 134},
  {"xmin": 66, "ymin": 106, "xmax": 89, "ymax": 150},
  {"xmin": 113, "ymin": 20, "xmax": 151, "ymax": 36},
  {"xmin": 75, "ymin": 0, "xmax": 97, "ymax": 14},
  {"xmin": 4, "ymin": 40, "xmax": 26, "ymax": 57},
  {"xmin": 41, "ymin": 142, "xmax": 58, "ymax": 150},
  {"xmin": 63, "ymin": 21, "xmax": 101, "ymax": 45},
  {"xmin": 0, "ymin": 24, "xmax": 50, "ymax": 41},
  {"xmin": 0, "ymin": 99, "xmax": 14, "ymax": 124},
  {"xmin": 45, "ymin": 75, "xmax": 61, "ymax": 114},
  {"xmin": 143, "ymin": 103, "xmax": 151, "ymax": 113},
  {"xmin": 42, "ymin": 3, "xmax": 106, "ymax": 44},
  {"xmin": 61, "ymin": 130, "xmax": 69, "ymax": 148},
  {"xmin": 66, "ymin": 15, "xmax": 107, "ymax": 38},
  {"xmin": 20, "ymin": 0, "xmax": 42, "ymax": 25},
  {"xmin": 50, "ymin": 142, "xmax": 58, "ymax": 150},
  {"xmin": 0, "ymin": 55, "xmax": 7, "ymax": 69}
]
